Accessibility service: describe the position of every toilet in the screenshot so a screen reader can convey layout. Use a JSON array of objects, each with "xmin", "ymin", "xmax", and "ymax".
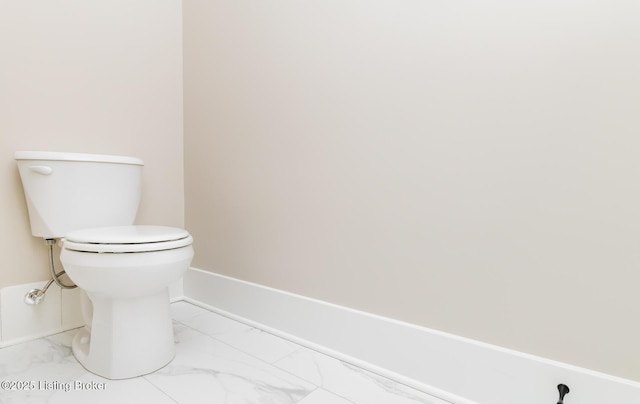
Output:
[{"xmin": 14, "ymin": 151, "xmax": 194, "ymax": 379}]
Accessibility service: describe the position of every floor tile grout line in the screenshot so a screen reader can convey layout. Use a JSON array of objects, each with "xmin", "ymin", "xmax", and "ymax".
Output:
[
  {"xmin": 172, "ymin": 318, "xmax": 318, "ymax": 390},
  {"xmin": 269, "ymin": 346, "xmax": 321, "ymax": 387},
  {"xmin": 142, "ymin": 374, "xmax": 181, "ymax": 404},
  {"xmin": 174, "ymin": 301, "xmax": 453, "ymax": 403},
  {"xmin": 173, "ymin": 306, "xmax": 306, "ymax": 367},
  {"xmin": 295, "ymin": 386, "xmax": 358, "ymax": 404},
  {"xmin": 294, "ymin": 385, "xmax": 320, "ymax": 404},
  {"xmin": 174, "ymin": 303, "xmax": 449, "ymax": 403}
]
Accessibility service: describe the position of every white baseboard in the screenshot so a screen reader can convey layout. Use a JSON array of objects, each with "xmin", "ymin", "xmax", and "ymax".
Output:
[{"xmin": 184, "ymin": 267, "xmax": 640, "ymax": 404}]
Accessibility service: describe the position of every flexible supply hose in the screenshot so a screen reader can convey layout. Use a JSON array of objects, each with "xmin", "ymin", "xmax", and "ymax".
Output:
[
  {"xmin": 45, "ymin": 239, "xmax": 76, "ymax": 289},
  {"xmin": 24, "ymin": 239, "xmax": 76, "ymax": 305}
]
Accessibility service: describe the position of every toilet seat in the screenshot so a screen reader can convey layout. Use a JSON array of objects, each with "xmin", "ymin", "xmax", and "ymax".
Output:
[{"xmin": 63, "ymin": 225, "xmax": 193, "ymax": 253}]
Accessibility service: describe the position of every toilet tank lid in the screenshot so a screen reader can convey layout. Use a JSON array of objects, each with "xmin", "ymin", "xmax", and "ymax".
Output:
[{"xmin": 14, "ymin": 151, "xmax": 143, "ymax": 166}]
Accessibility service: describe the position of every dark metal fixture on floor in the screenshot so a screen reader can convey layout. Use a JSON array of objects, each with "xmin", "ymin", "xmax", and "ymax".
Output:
[{"xmin": 557, "ymin": 383, "xmax": 570, "ymax": 404}]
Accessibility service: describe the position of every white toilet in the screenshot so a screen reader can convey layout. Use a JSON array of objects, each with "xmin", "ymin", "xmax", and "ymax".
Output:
[{"xmin": 14, "ymin": 151, "xmax": 194, "ymax": 379}]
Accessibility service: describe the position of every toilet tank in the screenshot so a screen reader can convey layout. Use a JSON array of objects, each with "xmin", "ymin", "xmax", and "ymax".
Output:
[{"xmin": 14, "ymin": 151, "xmax": 144, "ymax": 239}]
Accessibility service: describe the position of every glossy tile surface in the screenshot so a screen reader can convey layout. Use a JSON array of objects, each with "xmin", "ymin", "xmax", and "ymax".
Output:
[{"xmin": 0, "ymin": 301, "xmax": 451, "ymax": 404}]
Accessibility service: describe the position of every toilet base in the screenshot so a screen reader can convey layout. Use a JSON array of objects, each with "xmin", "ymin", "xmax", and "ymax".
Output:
[{"xmin": 71, "ymin": 289, "xmax": 175, "ymax": 379}]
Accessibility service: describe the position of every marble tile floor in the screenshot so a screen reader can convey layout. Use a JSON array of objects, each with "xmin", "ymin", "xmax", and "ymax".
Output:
[{"xmin": 0, "ymin": 301, "xmax": 451, "ymax": 404}]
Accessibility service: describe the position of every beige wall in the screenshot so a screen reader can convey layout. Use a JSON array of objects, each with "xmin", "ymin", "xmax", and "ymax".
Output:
[
  {"xmin": 0, "ymin": 0, "xmax": 184, "ymax": 288},
  {"xmin": 184, "ymin": 1, "xmax": 640, "ymax": 380}
]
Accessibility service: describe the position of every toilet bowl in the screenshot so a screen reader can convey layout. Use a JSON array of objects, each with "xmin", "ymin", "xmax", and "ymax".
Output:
[{"xmin": 61, "ymin": 225, "xmax": 193, "ymax": 379}]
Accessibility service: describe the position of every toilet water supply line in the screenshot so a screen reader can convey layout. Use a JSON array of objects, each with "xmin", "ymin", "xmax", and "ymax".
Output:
[{"xmin": 24, "ymin": 239, "xmax": 77, "ymax": 305}]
